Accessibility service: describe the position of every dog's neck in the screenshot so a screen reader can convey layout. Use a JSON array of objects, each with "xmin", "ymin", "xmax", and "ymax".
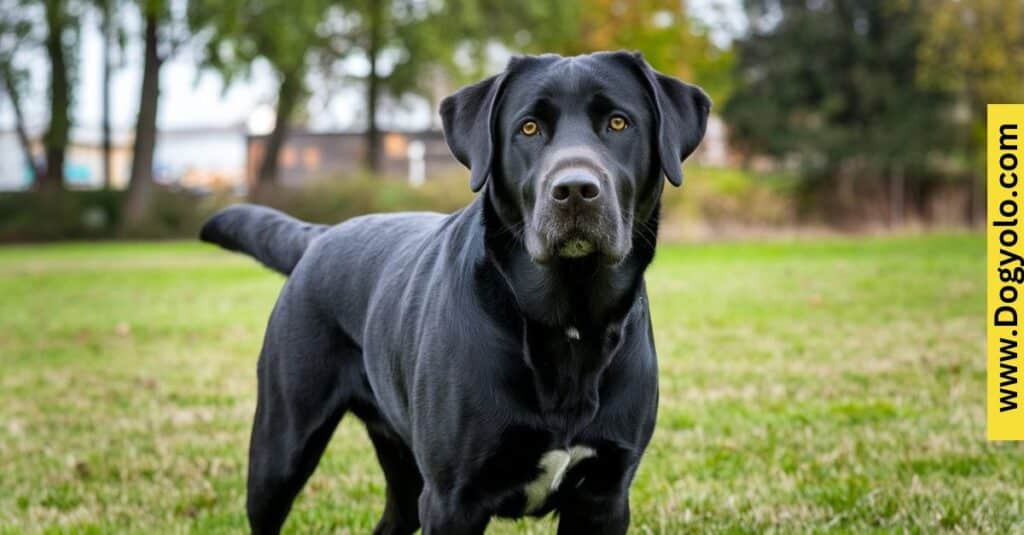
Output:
[{"xmin": 476, "ymin": 194, "xmax": 657, "ymax": 428}]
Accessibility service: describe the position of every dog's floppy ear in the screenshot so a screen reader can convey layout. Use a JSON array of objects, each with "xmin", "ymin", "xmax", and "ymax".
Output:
[
  {"xmin": 624, "ymin": 53, "xmax": 711, "ymax": 187},
  {"xmin": 440, "ymin": 71, "xmax": 510, "ymax": 192}
]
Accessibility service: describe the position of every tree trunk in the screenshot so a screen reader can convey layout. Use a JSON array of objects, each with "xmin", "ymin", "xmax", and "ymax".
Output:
[
  {"xmin": 0, "ymin": 65, "xmax": 43, "ymax": 182},
  {"xmin": 42, "ymin": 0, "xmax": 70, "ymax": 192},
  {"xmin": 889, "ymin": 166, "xmax": 904, "ymax": 228},
  {"xmin": 252, "ymin": 71, "xmax": 300, "ymax": 199},
  {"xmin": 125, "ymin": 11, "xmax": 162, "ymax": 225},
  {"xmin": 963, "ymin": 80, "xmax": 984, "ymax": 226},
  {"xmin": 969, "ymin": 91, "xmax": 985, "ymax": 227},
  {"xmin": 364, "ymin": 0, "xmax": 382, "ymax": 173},
  {"xmin": 101, "ymin": 0, "xmax": 113, "ymax": 189}
]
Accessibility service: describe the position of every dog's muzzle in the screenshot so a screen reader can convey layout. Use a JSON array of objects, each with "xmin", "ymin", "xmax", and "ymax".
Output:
[{"xmin": 525, "ymin": 157, "xmax": 626, "ymax": 264}]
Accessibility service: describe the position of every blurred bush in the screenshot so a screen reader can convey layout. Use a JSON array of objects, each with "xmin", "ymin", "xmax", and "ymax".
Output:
[
  {"xmin": 0, "ymin": 170, "xmax": 810, "ymax": 243},
  {"xmin": 251, "ymin": 174, "xmax": 476, "ymax": 225},
  {"xmin": 659, "ymin": 167, "xmax": 798, "ymax": 239},
  {"xmin": 3, "ymin": 166, "xmax": 972, "ymax": 244},
  {"xmin": 0, "ymin": 190, "xmax": 126, "ymax": 242},
  {"xmin": 0, "ymin": 188, "xmax": 219, "ymax": 242}
]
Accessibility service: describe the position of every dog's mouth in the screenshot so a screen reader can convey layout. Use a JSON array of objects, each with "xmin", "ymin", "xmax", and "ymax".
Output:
[
  {"xmin": 557, "ymin": 237, "xmax": 596, "ymax": 259},
  {"xmin": 526, "ymin": 222, "xmax": 628, "ymax": 266}
]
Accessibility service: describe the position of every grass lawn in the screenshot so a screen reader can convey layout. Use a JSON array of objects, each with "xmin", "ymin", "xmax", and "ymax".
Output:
[{"xmin": 0, "ymin": 233, "xmax": 1018, "ymax": 533}]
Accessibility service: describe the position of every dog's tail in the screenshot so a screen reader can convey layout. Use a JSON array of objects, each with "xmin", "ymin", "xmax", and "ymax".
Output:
[{"xmin": 199, "ymin": 204, "xmax": 328, "ymax": 275}]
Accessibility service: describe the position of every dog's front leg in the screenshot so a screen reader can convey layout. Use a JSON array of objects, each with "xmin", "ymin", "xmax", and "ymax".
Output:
[
  {"xmin": 556, "ymin": 489, "xmax": 631, "ymax": 535},
  {"xmin": 418, "ymin": 487, "xmax": 490, "ymax": 535}
]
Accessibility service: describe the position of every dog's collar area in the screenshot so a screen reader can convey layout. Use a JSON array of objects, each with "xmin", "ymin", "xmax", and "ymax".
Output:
[{"xmin": 565, "ymin": 326, "xmax": 581, "ymax": 340}]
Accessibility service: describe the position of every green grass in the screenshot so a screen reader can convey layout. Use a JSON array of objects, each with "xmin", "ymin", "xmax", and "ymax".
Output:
[{"xmin": 0, "ymin": 233, "xmax": 1019, "ymax": 533}]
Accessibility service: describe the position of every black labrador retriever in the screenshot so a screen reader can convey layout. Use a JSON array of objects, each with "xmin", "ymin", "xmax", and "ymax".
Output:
[{"xmin": 200, "ymin": 50, "xmax": 709, "ymax": 534}]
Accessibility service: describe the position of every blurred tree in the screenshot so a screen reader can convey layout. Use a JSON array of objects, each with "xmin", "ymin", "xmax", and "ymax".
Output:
[
  {"xmin": 0, "ymin": 0, "xmax": 45, "ymax": 183},
  {"xmin": 723, "ymin": 0, "xmax": 956, "ymax": 222},
  {"xmin": 91, "ymin": 0, "xmax": 126, "ymax": 189},
  {"xmin": 41, "ymin": 0, "xmax": 81, "ymax": 192},
  {"xmin": 334, "ymin": 0, "xmax": 573, "ymax": 172},
  {"xmin": 0, "ymin": 0, "xmax": 79, "ymax": 191},
  {"xmin": 193, "ymin": 0, "xmax": 571, "ymax": 179},
  {"xmin": 918, "ymin": 0, "xmax": 1024, "ymax": 220},
  {"xmin": 125, "ymin": 0, "xmax": 187, "ymax": 224},
  {"xmin": 527, "ymin": 0, "xmax": 734, "ymax": 105},
  {"xmin": 361, "ymin": 0, "xmax": 382, "ymax": 172},
  {"xmin": 189, "ymin": 0, "xmax": 334, "ymax": 196}
]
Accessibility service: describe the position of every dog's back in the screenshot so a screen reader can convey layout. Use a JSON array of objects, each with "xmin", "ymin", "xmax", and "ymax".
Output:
[{"xmin": 201, "ymin": 204, "xmax": 450, "ymax": 279}]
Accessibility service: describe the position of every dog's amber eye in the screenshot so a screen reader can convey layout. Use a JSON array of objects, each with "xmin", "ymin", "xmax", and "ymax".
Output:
[
  {"xmin": 609, "ymin": 116, "xmax": 628, "ymax": 131},
  {"xmin": 521, "ymin": 121, "xmax": 539, "ymax": 136}
]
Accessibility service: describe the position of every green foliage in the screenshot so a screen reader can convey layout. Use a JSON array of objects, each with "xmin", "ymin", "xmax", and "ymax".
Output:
[
  {"xmin": 188, "ymin": 0, "xmax": 337, "ymax": 182},
  {"xmin": 330, "ymin": 0, "xmax": 575, "ymax": 102},
  {"xmin": 0, "ymin": 188, "xmax": 216, "ymax": 241},
  {"xmin": 661, "ymin": 166, "xmax": 799, "ymax": 236},
  {"xmin": 89, "ymin": 0, "xmax": 129, "ymax": 56},
  {"xmin": 521, "ymin": 0, "xmax": 735, "ymax": 105},
  {"xmin": 426, "ymin": 0, "xmax": 578, "ymax": 83},
  {"xmin": 724, "ymin": 0, "xmax": 957, "ymax": 181},
  {"xmin": 188, "ymin": 0, "xmax": 331, "ymax": 85},
  {"xmin": 919, "ymin": 0, "xmax": 1024, "ymax": 106},
  {"xmin": 0, "ymin": 1, "xmax": 40, "ymax": 91},
  {"xmin": 918, "ymin": 0, "xmax": 1024, "ymax": 166},
  {"xmin": 0, "ymin": 190, "xmax": 125, "ymax": 241}
]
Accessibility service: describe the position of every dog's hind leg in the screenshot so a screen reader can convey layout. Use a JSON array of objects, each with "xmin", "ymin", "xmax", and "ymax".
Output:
[
  {"xmin": 245, "ymin": 292, "xmax": 360, "ymax": 535},
  {"xmin": 362, "ymin": 421, "xmax": 423, "ymax": 535}
]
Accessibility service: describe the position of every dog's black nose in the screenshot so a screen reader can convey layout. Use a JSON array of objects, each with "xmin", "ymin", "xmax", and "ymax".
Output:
[{"xmin": 551, "ymin": 173, "xmax": 601, "ymax": 203}]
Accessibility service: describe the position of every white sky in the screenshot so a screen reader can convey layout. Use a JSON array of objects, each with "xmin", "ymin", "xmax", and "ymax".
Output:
[{"xmin": 0, "ymin": 0, "xmax": 742, "ymax": 137}]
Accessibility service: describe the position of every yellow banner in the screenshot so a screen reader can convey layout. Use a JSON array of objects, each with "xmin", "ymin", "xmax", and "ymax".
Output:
[{"xmin": 988, "ymin": 104, "xmax": 1024, "ymax": 440}]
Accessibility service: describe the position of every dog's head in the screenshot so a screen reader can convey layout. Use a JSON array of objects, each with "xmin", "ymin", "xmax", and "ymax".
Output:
[{"xmin": 441, "ymin": 51, "xmax": 710, "ymax": 265}]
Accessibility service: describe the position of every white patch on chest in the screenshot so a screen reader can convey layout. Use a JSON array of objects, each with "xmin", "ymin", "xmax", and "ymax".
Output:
[
  {"xmin": 565, "ymin": 326, "xmax": 581, "ymax": 340},
  {"xmin": 523, "ymin": 445, "xmax": 596, "ymax": 513}
]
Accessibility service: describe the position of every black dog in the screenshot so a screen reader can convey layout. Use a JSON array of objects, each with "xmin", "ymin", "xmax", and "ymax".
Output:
[{"xmin": 200, "ymin": 51, "xmax": 709, "ymax": 534}]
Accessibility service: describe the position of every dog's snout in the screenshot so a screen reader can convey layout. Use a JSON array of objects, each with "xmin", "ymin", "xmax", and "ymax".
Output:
[{"xmin": 551, "ymin": 173, "xmax": 601, "ymax": 203}]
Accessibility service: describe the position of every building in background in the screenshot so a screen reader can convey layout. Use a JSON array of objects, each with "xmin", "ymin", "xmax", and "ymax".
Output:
[
  {"xmin": 245, "ymin": 129, "xmax": 462, "ymax": 187},
  {"xmin": 0, "ymin": 126, "xmax": 247, "ymax": 192},
  {"xmin": 0, "ymin": 130, "xmax": 134, "ymax": 190},
  {"xmin": 245, "ymin": 117, "xmax": 731, "ymax": 188},
  {"xmin": 155, "ymin": 126, "xmax": 247, "ymax": 192},
  {"xmin": 0, "ymin": 115, "xmax": 731, "ymax": 192}
]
